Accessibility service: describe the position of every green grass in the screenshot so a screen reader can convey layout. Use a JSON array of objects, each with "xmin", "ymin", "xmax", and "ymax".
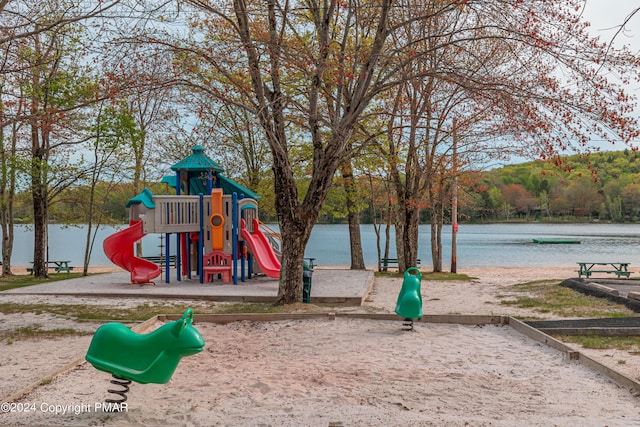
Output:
[
  {"xmin": 0, "ymin": 301, "xmax": 288, "ymax": 322},
  {"xmin": 0, "ymin": 272, "xmax": 88, "ymax": 291},
  {"xmin": 374, "ymin": 271, "xmax": 475, "ymax": 281},
  {"xmin": 0, "ymin": 301, "xmax": 291, "ymax": 344},
  {"xmin": 555, "ymin": 335, "xmax": 640, "ymax": 351},
  {"xmin": 1, "ymin": 324, "xmax": 90, "ymax": 343},
  {"xmin": 499, "ymin": 279, "xmax": 636, "ymax": 319}
]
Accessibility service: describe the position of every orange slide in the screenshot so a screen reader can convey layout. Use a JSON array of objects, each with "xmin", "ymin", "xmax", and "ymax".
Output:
[{"xmin": 103, "ymin": 220, "xmax": 161, "ymax": 284}]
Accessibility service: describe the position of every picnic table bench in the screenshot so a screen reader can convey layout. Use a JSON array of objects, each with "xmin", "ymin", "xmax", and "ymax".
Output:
[
  {"xmin": 577, "ymin": 262, "xmax": 631, "ymax": 279},
  {"xmin": 142, "ymin": 255, "xmax": 176, "ymax": 267},
  {"xmin": 27, "ymin": 260, "xmax": 74, "ymax": 274},
  {"xmin": 380, "ymin": 258, "xmax": 421, "ymax": 271}
]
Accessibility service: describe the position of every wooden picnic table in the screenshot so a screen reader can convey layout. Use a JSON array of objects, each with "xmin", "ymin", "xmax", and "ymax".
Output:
[
  {"xmin": 379, "ymin": 257, "xmax": 421, "ymax": 271},
  {"xmin": 577, "ymin": 262, "xmax": 631, "ymax": 279},
  {"xmin": 28, "ymin": 260, "xmax": 74, "ymax": 274}
]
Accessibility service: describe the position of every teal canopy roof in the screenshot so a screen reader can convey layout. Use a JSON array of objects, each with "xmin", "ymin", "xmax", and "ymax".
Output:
[
  {"xmin": 219, "ymin": 175, "xmax": 261, "ymax": 200},
  {"xmin": 170, "ymin": 145, "xmax": 224, "ymax": 172},
  {"xmin": 126, "ymin": 188, "xmax": 156, "ymax": 208},
  {"xmin": 160, "ymin": 175, "xmax": 261, "ymax": 199},
  {"xmin": 161, "ymin": 176, "xmax": 175, "ymax": 186},
  {"xmin": 165, "ymin": 145, "xmax": 260, "ymax": 199}
]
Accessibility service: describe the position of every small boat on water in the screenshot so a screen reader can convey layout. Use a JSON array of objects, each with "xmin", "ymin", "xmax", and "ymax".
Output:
[{"xmin": 532, "ymin": 238, "xmax": 581, "ymax": 244}]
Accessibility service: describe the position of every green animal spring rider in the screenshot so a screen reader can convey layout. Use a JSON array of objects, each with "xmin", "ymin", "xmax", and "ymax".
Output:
[
  {"xmin": 395, "ymin": 267, "xmax": 423, "ymax": 331},
  {"xmin": 86, "ymin": 308, "xmax": 205, "ymax": 406}
]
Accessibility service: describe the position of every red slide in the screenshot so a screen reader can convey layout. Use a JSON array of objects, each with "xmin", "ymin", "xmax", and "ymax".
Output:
[
  {"xmin": 240, "ymin": 218, "xmax": 281, "ymax": 278},
  {"xmin": 103, "ymin": 220, "xmax": 161, "ymax": 284}
]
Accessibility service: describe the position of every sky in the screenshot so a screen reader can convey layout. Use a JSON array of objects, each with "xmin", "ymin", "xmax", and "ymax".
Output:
[
  {"xmin": 582, "ymin": 0, "xmax": 640, "ymax": 53},
  {"xmin": 483, "ymin": 1, "xmax": 640, "ymax": 167},
  {"xmin": 581, "ymin": 0, "xmax": 640, "ymax": 150}
]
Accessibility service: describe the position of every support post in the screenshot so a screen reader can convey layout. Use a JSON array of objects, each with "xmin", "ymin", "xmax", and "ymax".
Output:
[
  {"xmin": 451, "ymin": 119, "xmax": 458, "ymax": 274},
  {"xmin": 165, "ymin": 233, "xmax": 170, "ymax": 284},
  {"xmin": 232, "ymin": 192, "xmax": 238, "ymax": 285},
  {"xmin": 199, "ymin": 193, "xmax": 204, "ymax": 284}
]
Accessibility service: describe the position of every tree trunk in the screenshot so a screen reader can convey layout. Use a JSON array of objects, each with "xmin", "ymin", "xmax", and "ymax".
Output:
[
  {"xmin": 31, "ymin": 152, "xmax": 48, "ymax": 278},
  {"xmin": 231, "ymin": 0, "xmax": 392, "ymax": 303},
  {"xmin": 383, "ymin": 221, "xmax": 391, "ymax": 267},
  {"xmin": 368, "ymin": 174, "xmax": 383, "ymax": 272},
  {"xmin": 29, "ymin": 31, "xmax": 48, "ymax": 278},
  {"xmin": 83, "ymin": 172, "xmax": 97, "ymax": 276},
  {"xmin": 347, "ymin": 211, "xmax": 365, "ymax": 269},
  {"xmin": 397, "ymin": 205, "xmax": 420, "ymax": 272},
  {"xmin": 276, "ymin": 224, "xmax": 306, "ymax": 303},
  {"xmin": 342, "ymin": 162, "xmax": 365, "ymax": 270},
  {"xmin": 0, "ymin": 111, "xmax": 17, "ymax": 276},
  {"xmin": 273, "ymin": 163, "xmax": 314, "ymax": 303},
  {"xmin": 430, "ymin": 202, "xmax": 444, "ymax": 272},
  {"xmin": 133, "ymin": 139, "xmax": 144, "ymax": 258},
  {"xmin": 31, "ymin": 126, "xmax": 49, "ymax": 278}
]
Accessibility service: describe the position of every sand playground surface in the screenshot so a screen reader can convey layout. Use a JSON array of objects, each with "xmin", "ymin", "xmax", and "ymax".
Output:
[{"xmin": 2, "ymin": 267, "xmax": 640, "ymax": 426}]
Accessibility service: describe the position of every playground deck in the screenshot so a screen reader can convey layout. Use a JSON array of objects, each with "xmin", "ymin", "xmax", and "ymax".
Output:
[{"xmin": 2, "ymin": 269, "xmax": 374, "ymax": 306}]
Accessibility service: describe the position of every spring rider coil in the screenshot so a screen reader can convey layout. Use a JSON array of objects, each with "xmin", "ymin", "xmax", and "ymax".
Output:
[
  {"xmin": 86, "ymin": 308, "xmax": 205, "ymax": 407},
  {"xmin": 394, "ymin": 267, "xmax": 423, "ymax": 331}
]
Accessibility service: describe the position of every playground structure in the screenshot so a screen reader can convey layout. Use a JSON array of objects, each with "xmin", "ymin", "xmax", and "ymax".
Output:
[{"xmin": 103, "ymin": 145, "xmax": 281, "ymax": 285}]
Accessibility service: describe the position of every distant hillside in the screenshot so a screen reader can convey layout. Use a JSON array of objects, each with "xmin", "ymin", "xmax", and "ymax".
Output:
[{"xmin": 461, "ymin": 149, "xmax": 640, "ymax": 222}]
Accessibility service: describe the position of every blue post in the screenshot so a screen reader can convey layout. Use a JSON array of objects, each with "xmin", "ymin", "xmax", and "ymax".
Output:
[
  {"xmin": 174, "ymin": 173, "xmax": 182, "ymax": 282},
  {"xmin": 232, "ymin": 192, "xmax": 238, "ymax": 285},
  {"xmin": 199, "ymin": 193, "xmax": 204, "ymax": 284},
  {"xmin": 164, "ymin": 236, "xmax": 170, "ymax": 281},
  {"xmin": 176, "ymin": 232, "xmax": 181, "ymax": 282},
  {"xmin": 165, "ymin": 233, "xmax": 170, "ymax": 284},
  {"xmin": 186, "ymin": 232, "xmax": 191, "ymax": 280},
  {"xmin": 240, "ymin": 241, "xmax": 246, "ymax": 283}
]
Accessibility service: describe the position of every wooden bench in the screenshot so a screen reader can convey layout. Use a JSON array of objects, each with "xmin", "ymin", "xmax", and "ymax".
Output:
[
  {"xmin": 380, "ymin": 258, "xmax": 421, "ymax": 271},
  {"xmin": 203, "ymin": 250, "xmax": 232, "ymax": 283},
  {"xmin": 28, "ymin": 261, "xmax": 74, "ymax": 274},
  {"xmin": 577, "ymin": 262, "xmax": 631, "ymax": 279},
  {"xmin": 142, "ymin": 255, "xmax": 177, "ymax": 267}
]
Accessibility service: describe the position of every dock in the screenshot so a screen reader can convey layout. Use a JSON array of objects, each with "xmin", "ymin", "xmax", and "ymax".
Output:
[{"xmin": 532, "ymin": 238, "xmax": 581, "ymax": 244}]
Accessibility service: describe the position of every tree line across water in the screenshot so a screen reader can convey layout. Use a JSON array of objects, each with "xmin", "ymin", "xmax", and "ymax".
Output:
[{"xmin": 12, "ymin": 149, "xmax": 640, "ymax": 225}]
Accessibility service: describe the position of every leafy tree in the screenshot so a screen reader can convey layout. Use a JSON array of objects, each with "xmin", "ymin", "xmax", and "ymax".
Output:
[
  {"xmin": 501, "ymin": 184, "xmax": 532, "ymax": 216},
  {"xmin": 142, "ymin": 0, "xmax": 640, "ymax": 298},
  {"xmin": 0, "ymin": 84, "xmax": 22, "ymax": 275},
  {"xmin": 173, "ymin": 0, "xmax": 417, "ymax": 303},
  {"xmin": 78, "ymin": 102, "xmax": 136, "ymax": 275},
  {"xmin": 567, "ymin": 177, "xmax": 602, "ymax": 219},
  {"xmin": 23, "ymin": 18, "xmax": 98, "ymax": 277},
  {"xmin": 0, "ymin": 0, "xmax": 133, "ymax": 277},
  {"xmin": 621, "ymin": 183, "xmax": 640, "ymax": 219}
]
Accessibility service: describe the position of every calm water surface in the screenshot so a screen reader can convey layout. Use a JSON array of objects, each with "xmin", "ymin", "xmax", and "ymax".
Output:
[
  {"xmin": 307, "ymin": 223, "xmax": 640, "ymax": 268},
  {"xmin": 7, "ymin": 223, "xmax": 640, "ymax": 269}
]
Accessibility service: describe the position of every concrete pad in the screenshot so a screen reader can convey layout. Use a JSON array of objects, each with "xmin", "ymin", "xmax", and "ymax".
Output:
[{"xmin": 2, "ymin": 268, "xmax": 374, "ymax": 306}]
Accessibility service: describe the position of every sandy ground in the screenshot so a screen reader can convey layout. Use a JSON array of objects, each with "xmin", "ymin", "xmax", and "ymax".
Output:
[{"xmin": 2, "ymin": 267, "xmax": 640, "ymax": 426}]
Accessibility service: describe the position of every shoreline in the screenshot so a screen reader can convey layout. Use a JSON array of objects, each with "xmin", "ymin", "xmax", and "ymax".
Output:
[{"xmin": 6, "ymin": 266, "xmax": 122, "ymax": 275}]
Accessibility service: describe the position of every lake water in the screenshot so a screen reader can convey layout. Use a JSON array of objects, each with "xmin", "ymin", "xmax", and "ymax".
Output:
[{"xmin": 7, "ymin": 223, "xmax": 640, "ymax": 269}]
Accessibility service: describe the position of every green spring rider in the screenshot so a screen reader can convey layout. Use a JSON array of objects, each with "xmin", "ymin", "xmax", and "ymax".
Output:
[
  {"xmin": 86, "ymin": 308, "xmax": 205, "ymax": 406},
  {"xmin": 395, "ymin": 267, "xmax": 423, "ymax": 331}
]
